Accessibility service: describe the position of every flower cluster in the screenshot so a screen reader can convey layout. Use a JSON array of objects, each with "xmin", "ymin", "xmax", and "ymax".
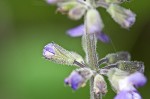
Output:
[
  {"xmin": 43, "ymin": 0, "xmax": 146, "ymax": 99},
  {"xmin": 43, "ymin": 42, "xmax": 147, "ymax": 99},
  {"xmin": 46, "ymin": 0, "xmax": 136, "ymax": 43}
]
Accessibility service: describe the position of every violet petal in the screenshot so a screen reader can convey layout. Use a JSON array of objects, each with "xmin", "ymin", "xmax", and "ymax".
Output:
[
  {"xmin": 128, "ymin": 72, "xmax": 147, "ymax": 87},
  {"xmin": 97, "ymin": 32, "xmax": 110, "ymax": 43},
  {"xmin": 64, "ymin": 71, "xmax": 83, "ymax": 90},
  {"xmin": 115, "ymin": 90, "xmax": 141, "ymax": 99},
  {"xmin": 67, "ymin": 25, "xmax": 84, "ymax": 37}
]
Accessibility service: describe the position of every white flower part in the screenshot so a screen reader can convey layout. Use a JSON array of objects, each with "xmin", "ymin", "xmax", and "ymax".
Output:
[
  {"xmin": 118, "ymin": 77, "xmax": 136, "ymax": 92},
  {"xmin": 44, "ymin": 51, "xmax": 55, "ymax": 59},
  {"xmin": 107, "ymin": 68, "xmax": 130, "ymax": 92},
  {"xmin": 86, "ymin": 9, "xmax": 104, "ymax": 34},
  {"xmin": 68, "ymin": 5, "xmax": 86, "ymax": 20}
]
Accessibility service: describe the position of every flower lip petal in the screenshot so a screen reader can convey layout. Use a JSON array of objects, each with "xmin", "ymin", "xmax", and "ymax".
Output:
[
  {"xmin": 67, "ymin": 24, "xmax": 84, "ymax": 37},
  {"xmin": 127, "ymin": 72, "xmax": 147, "ymax": 87},
  {"xmin": 115, "ymin": 90, "xmax": 142, "ymax": 99},
  {"xmin": 97, "ymin": 32, "xmax": 110, "ymax": 43}
]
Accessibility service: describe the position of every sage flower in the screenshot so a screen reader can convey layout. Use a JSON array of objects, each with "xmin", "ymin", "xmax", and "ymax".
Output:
[
  {"xmin": 65, "ymin": 68, "xmax": 93, "ymax": 90},
  {"xmin": 107, "ymin": 68, "xmax": 147, "ymax": 99},
  {"xmin": 107, "ymin": 4, "xmax": 136, "ymax": 29},
  {"xmin": 67, "ymin": 24, "xmax": 110, "ymax": 43}
]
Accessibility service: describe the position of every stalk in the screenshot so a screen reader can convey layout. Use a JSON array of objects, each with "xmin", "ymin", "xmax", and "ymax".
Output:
[{"xmin": 82, "ymin": 14, "xmax": 102, "ymax": 99}]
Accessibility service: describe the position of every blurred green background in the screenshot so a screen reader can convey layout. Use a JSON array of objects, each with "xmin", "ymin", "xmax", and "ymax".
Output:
[{"xmin": 0, "ymin": 0, "xmax": 149, "ymax": 99}]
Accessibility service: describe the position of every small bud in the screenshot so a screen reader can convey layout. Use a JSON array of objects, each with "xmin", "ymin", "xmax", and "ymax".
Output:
[
  {"xmin": 94, "ymin": 74, "xmax": 107, "ymax": 95},
  {"xmin": 43, "ymin": 42, "xmax": 84, "ymax": 66},
  {"xmin": 107, "ymin": 4, "xmax": 136, "ymax": 29},
  {"xmin": 68, "ymin": 5, "xmax": 86, "ymax": 20},
  {"xmin": 86, "ymin": 9, "xmax": 104, "ymax": 34},
  {"xmin": 98, "ymin": 51, "xmax": 131, "ymax": 65},
  {"xmin": 57, "ymin": 1, "xmax": 77, "ymax": 14},
  {"xmin": 65, "ymin": 68, "xmax": 93, "ymax": 90}
]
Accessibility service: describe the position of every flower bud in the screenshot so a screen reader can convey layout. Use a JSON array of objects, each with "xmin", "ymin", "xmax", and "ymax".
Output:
[
  {"xmin": 86, "ymin": 9, "xmax": 104, "ymax": 34},
  {"xmin": 65, "ymin": 68, "xmax": 93, "ymax": 90},
  {"xmin": 43, "ymin": 42, "xmax": 84, "ymax": 66},
  {"xmin": 107, "ymin": 4, "xmax": 136, "ymax": 29},
  {"xmin": 68, "ymin": 5, "xmax": 86, "ymax": 20},
  {"xmin": 94, "ymin": 74, "xmax": 107, "ymax": 95},
  {"xmin": 57, "ymin": 1, "xmax": 77, "ymax": 14},
  {"xmin": 43, "ymin": 43, "xmax": 55, "ymax": 59}
]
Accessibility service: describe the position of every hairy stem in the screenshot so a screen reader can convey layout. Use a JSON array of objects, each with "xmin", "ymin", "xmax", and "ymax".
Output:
[{"xmin": 82, "ymin": 14, "xmax": 102, "ymax": 99}]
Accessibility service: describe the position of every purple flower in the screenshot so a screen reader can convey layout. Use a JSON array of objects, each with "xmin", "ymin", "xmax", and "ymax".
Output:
[
  {"xmin": 67, "ymin": 24, "xmax": 110, "ymax": 43},
  {"xmin": 115, "ymin": 72, "xmax": 147, "ymax": 99},
  {"xmin": 107, "ymin": 68, "xmax": 146, "ymax": 99},
  {"xmin": 43, "ymin": 43, "xmax": 55, "ymax": 59},
  {"xmin": 115, "ymin": 90, "xmax": 141, "ymax": 99},
  {"xmin": 65, "ymin": 68, "xmax": 93, "ymax": 90},
  {"xmin": 107, "ymin": 4, "xmax": 136, "ymax": 29},
  {"xmin": 65, "ymin": 71, "xmax": 84, "ymax": 90}
]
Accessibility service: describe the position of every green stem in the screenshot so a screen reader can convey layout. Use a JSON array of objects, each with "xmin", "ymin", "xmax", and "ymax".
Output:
[{"xmin": 82, "ymin": 13, "xmax": 102, "ymax": 99}]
